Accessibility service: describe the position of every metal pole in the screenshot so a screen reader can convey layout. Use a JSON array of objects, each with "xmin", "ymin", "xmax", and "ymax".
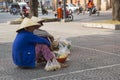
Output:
[
  {"xmin": 63, "ymin": 0, "xmax": 66, "ymax": 19},
  {"xmin": 57, "ymin": 0, "xmax": 58, "ymax": 9},
  {"xmin": 40, "ymin": 0, "xmax": 43, "ymax": 13}
]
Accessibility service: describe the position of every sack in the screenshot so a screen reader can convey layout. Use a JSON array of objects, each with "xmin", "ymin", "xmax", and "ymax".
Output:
[{"xmin": 45, "ymin": 58, "xmax": 61, "ymax": 71}]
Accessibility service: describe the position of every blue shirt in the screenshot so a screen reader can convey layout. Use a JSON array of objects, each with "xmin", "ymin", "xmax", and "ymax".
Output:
[{"xmin": 12, "ymin": 30, "xmax": 50, "ymax": 68}]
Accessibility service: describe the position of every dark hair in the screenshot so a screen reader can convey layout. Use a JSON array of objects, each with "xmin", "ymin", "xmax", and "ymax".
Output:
[
  {"xmin": 22, "ymin": 6, "xmax": 26, "ymax": 9},
  {"xmin": 58, "ymin": 1, "xmax": 61, "ymax": 5}
]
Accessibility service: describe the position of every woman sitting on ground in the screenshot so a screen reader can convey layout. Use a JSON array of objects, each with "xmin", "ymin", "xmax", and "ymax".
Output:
[
  {"xmin": 31, "ymin": 16, "xmax": 68, "ymax": 68},
  {"xmin": 12, "ymin": 18, "xmax": 55, "ymax": 69}
]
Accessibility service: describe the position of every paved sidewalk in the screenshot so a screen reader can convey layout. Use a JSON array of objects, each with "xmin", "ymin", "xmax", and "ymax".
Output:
[{"xmin": 1, "ymin": 22, "xmax": 120, "ymax": 80}]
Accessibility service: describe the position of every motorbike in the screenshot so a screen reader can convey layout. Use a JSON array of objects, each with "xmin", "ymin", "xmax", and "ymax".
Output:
[
  {"xmin": 77, "ymin": 6, "xmax": 85, "ymax": 15},
  {"xmin": 87, "ymin": 6, "xmax": 99, "ymax": 16},
  {"xmin": 10, "ymin": 8, "xmax": 18, "ymax": 15},
  {"xmin": 9, "ymin": 2, "xmax": 21, "ymax": 15},
  {"xmin": 54, "ymin": 9, "xmax": 73, "ymax": 21},
  {"xmin": 42, "ymin": 7, "xmax": 48, "ymax": 15},
  {"xmin": 24, "ymin": 10, "xmax": 29, "ymax": 17},
  {"xmin": 20, "ymin": 9, "xmax": 29, "ymax": 18},
  {"xmin": 65, "ymin": 10, "xmax": 73, "ymax": 21}
]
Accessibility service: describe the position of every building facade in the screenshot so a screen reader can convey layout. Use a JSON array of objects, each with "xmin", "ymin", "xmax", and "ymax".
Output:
[
  {"xmin": 0, "ymin": 0, "xmax": 13, "ymax": 9},
  {"xmin": 53, "ymin": 0, "xmax": 112, "ymax": 11},
  {"xmin": 0, "ymin": 0, "xmax": 112, "ymax": 11}
]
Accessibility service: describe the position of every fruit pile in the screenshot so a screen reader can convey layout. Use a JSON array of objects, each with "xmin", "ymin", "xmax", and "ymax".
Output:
[
  {"xmin": 54, "ymin": 51, "xmax": 68, "ymax": 63},
  {"xmin": 52, "ymin": 38, "xmax": 71, "ymax": 63}
]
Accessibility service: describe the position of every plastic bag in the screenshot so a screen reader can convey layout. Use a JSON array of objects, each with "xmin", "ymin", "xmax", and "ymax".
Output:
[
  {"xmin": 59, "ymin": 43, "xmax": 70, "ymax": 55},
  {"xmin": 45, "ymin": 60, "xmax": 53, "ymax": 71},
  {"xmin": 44, "ymin": 58, "xmax": 61, "ymax": 71},
  {"xmin": 52, "ymin": 58, "xmax": 61, "ymax": 70},
  {"xmin": 58, "ymin": 38, "xmax": 72, "ymax": 55}
]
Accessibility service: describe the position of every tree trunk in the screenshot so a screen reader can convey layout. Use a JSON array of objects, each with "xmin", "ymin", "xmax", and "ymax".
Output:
[
  {"xmin": 112, "ymin": 0, "xmax": 120, "ymax": 21},
  {"xmin": 70, "ymin": 0, "xmax": 72, "ymax": 3},
  {"xmin": 30, "ymin": 0, "xmax": 39, "ymax": 17},
  {"xmin": 96, "ymin": 0, "xmax": 101, "ymax": 10}
]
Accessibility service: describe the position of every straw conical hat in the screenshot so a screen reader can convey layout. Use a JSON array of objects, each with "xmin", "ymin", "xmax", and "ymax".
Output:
[
  {"xmin": 31, "ymin": 16, "xmax": 45, "ymax": 23},
  {"xmin": 16, "ymin": 18, "xmax": 40, "ymax": 32}
]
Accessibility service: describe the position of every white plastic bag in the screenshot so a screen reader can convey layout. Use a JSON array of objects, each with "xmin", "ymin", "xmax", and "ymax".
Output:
[
  {"xmin": 45, "ymin": 58, "xmax": 61, "ymax": 71},
  {"xmin": 52, "ymin": 58, "xmax": 61, "ymax": 70},
  {"xmin": 59, "ymin": 43, "xmax": 70, "ymax": 55},
  {"xmin": 58, "ymin": 38, "xmax": 72, "ymax": 55},
  {"xmin": 45, "ymin": 60, "xmax": 54, "ymax": 71}
]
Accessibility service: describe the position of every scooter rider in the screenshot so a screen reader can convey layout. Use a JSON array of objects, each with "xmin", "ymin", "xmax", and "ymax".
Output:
[
  {"xmin": 21, "ymin": 6, "xmax": 29, "ymax": 17},
  {"xmin": 87, "ymin": 0, "xmax": 94, "ymax": 11}
]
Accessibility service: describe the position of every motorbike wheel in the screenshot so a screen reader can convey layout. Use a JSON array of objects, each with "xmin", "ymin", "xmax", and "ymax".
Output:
[
  {"xmin": 46, "ymin": 11, "xmax": 48, "ymax": 15},
  {"xmin": 88, "ymin": 8, "xmax": 92, "ymax": 16},
  {"xmin": 67, "ymin": 14, "xmax": 73, "ymax": 21},
  {"xmin": 82, "ymin": 10, "xmax": 85, "ymax": 15},
  {"xmin": 13, "ymin": 12, "xmax": 16, "ymax": 15},
  {"xmin": 54, "ymin": 13, "xmax": 57, "ymax": 18},
  {"xmin": 89, "ymin": 10, "xmax": 92, "ymax": 16},
  {"xmin": 69, "ymin": 9, "xmax": 73, "ymax": 14},
  {"xmin": 96, "ymin": 11, "xmax": 100, "ymax": 16}
]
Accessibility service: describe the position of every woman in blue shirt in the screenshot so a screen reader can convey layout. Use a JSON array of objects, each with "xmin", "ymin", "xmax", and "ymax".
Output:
[{"xmin": 12, "ymin": 18, "xmax": 54, "ymax": 68}]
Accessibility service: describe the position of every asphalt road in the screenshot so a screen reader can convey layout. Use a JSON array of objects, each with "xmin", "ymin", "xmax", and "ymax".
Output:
[
  {"xmin": 0, "ymin": 12, "xmax": 20, "ymax": 23},
  {"xmin": 0, "ymin": 10, "xmax": 112, "ymax": 23},
  {"xmin": 73, "ymin": 11, "xmax": 112, "ymax": 22}
]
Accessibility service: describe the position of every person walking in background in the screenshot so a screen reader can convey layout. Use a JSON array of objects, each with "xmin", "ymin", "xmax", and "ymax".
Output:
[{"xmin": 57, "ymin": 1, "xmax": 63, "ymax": 20}]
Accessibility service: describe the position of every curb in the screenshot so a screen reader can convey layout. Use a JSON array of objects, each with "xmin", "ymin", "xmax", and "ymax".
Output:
[
  {"xmin": 8, "ymin": 18, "xmax": 59, "ymax": 25},
  {"xmin": 80, "ymin": 23, "xmax": 120, "ymax": 30},
  {"xmin": 44, "ymin": 18, "xmax": 59, "ymax": 22}
]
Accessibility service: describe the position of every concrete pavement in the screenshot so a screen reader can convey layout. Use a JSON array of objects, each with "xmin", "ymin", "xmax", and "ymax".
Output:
[{"xmin": 1, "ymin": 22, "xmax": 120, "ymax": 80}]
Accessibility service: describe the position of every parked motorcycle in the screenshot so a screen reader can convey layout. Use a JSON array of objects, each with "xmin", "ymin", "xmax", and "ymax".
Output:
[{"xmin": 54, "ymin": 9, "xmax": 73, "ymax": 21}]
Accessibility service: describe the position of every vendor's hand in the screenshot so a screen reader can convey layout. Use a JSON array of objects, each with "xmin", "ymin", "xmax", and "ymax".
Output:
[
  {"xmin": 49, "ymin": 45, "xmax": 54, "ymax": 51},
  {"xmin": 49, "ymin": 35, "xmax": 54, "ymax": 42}
]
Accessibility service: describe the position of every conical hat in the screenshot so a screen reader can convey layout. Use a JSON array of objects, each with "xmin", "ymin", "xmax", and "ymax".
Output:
[
  {"xmin": 16, "ymin": 18, "xmax": 40, "ymax": 32},
  {"xmin": 31, "ymin": 16, "xmax": 45, "ymax": 23}
]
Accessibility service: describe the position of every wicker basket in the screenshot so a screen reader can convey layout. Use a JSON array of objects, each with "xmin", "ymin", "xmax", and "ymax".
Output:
[{"xmin": 56, "ymin": 57, "xmax": 67, "ymax": 63}]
